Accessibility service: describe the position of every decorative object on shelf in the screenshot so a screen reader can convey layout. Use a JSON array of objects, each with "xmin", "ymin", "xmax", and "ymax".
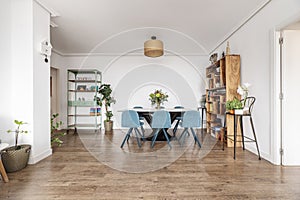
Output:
[
  {"xmin": 95, "ymin": 84, "xmax": 116, "ymax": 132},
  {"xmin": 1, "ymin": 120, "xmax": 31, "ymax": 173},
  {"xmin": 149, "ymin": 89, "xmax": 168, "ymax": 109},
  {"xmin": 51, "ymin": 113, "xmax": 66, "ymax": 147},
  {"xmin": 77, "ymin": 85, "xmax": 87, "ymax": 91},
  {"xmin": 144, "ymin": 36, "xmax": 164, "ymax": 57},
  {"xmin": 226, "ymin": 41, "xmax": 230, "ymax": 55},
  {"xmin": 209, "ymin": 53, "xmax": 218, "ymax": 64}
]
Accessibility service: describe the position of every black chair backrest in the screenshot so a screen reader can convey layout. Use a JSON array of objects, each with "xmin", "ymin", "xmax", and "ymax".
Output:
[{"xmin": 241, "ymin": 96, "xmax": 255, "ymax": 114}]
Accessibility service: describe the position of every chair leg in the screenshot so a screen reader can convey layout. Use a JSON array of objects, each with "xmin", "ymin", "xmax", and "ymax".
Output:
[
  {"xmin": 121, "ymin": 128, "xmax": 133, "ymax": 148},
  {"xmin": 173, "ymin": 120, "xmax": 180, "ymax": 136},
  {"xmin": 140, "ymin": 125, "xmax": 145, "ymax": 134},
  {"xmin": 190, "ymin": 128, "xmax": 201, "ymax": 148},
  {"xmin": 240, "ymin": 116, "xmax": 245, "ymax": 150},
  {"xmin": 178, "ymin": 128, "xmax": 187, "ymax": 142},
  {"xmin": 163, "ymin": 129, "xmax": 172, "ymax": 148},
  {"xmin": 134, "ymin": 128, "xmax": 141, "ymax": 148},
  {"xmin": 151, "ymin": 129, "xmax": 159, "ymax": 148},
  {"xmin": 181, "ymin": 129, "xmax": 189, "ymax": 146},
  {"xmin": 250, "ymin": 116, "xmax": 261, "ymax": 160},
  {"xmin": 135, "ymin": 128, "xmax": 145, "ymax": 141}
]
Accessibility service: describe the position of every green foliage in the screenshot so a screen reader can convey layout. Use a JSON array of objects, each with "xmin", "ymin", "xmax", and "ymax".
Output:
[
  {"xmin": 51, "ymin": 113, "xmax": 66, "ymax": 147},
  {"xmin": 226, "ymin": 97, "xmax": 243, "ymax": 110},
  {"xmin": 7, "ymin": 120, "xmax": 28, "ymax": 149},
  {"xmin": 95, "ymin": 84, "xmax": 116, "ymax": 121}
]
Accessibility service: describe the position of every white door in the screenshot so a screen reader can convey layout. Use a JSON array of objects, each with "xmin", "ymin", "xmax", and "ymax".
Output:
[{"xmin": 282, "ymin": 30, "xmax": 300, "ymax": 165}]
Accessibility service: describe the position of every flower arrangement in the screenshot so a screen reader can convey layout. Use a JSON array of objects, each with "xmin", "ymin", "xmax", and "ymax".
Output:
[
  {"xmin": 149, "ymin": 89, "xmax": 168, "ymax": 108},
  {"xmin": 237, "ymin": 83, "xmax": 250, "ymax": 107}
]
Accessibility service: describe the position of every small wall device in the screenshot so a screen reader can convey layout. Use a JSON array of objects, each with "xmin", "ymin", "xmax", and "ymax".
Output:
[{"xmin": 40, "ymin": 39, "xmax": 52, "ymax": 63}]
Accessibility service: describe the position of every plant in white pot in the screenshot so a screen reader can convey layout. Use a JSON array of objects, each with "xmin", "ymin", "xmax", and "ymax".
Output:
[
  {"xmin": 1, "ymin": 120, "xmax": 31, "ymax": 172},
  {"xmin": 95, "ymin": 84, "xmax": 116, "ymax": 132}
]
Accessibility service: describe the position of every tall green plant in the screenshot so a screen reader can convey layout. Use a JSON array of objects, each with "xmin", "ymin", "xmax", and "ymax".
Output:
[{"xmin": 95, "ymin": 84, "xmax": 116, "ymax": 122}]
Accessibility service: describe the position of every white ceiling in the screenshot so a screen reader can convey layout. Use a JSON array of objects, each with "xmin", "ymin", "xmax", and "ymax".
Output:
[{"xmin": 38, "ymin": 0, "xmax": 270, "ymax": 56}]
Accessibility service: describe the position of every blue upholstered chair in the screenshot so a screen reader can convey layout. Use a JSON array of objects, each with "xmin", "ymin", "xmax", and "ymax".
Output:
[
  {"xmin": 151, "ymin": 110, "xmax": 172, "ymax": 148},
  {"xmin": 120, "ymin": 110, "xmax": 145, "ymax": 148},
  {"xmin": 178, "ymin": 110, "xmax": 201, "ymax": 147},
  {"xmin": 133, "ymin": 106, "xmax": 145, "ymax": 133},
  {"xmin": 173, "ymin": 105, "xmax": 184, "ymax": 136}
]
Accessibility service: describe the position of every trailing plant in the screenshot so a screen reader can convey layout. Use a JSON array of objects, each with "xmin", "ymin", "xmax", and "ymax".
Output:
[
  {"xmin": 7, "ymin": 120, "xmax": 28, "ymax": 150},
  {"xmin": 95, "ymin": 84, "xmax": 116, "ymax": 122},
  {"xmin": 51, "ymin": 113, "xmax": 66, "ymax": 147}
]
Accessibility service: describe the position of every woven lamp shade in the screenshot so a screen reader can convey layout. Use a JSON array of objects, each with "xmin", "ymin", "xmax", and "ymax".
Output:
[{"xmin": 144, "ymin": 36, "xmax": 164, "ymax": 57}]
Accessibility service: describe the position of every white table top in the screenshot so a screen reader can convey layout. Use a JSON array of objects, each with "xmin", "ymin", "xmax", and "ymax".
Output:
[{"xmin": 0, "ymin": 143, "xmax": 9, "ymax": 151}]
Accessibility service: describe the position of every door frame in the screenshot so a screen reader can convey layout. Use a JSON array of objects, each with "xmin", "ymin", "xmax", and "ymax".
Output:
[{"xmin": 271, "ymin": 14, "xmax": 300, "ymax": 165}]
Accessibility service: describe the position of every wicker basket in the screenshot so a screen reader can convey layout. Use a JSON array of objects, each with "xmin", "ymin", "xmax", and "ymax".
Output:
[{"xmin": 1, "ymin": 144, "xmax": 31, "ymax": 173}]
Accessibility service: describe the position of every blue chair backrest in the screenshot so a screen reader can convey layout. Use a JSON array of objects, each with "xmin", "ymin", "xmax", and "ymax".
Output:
[
  {"xmin": 182, "ymin": 110, "xmax": 201, "ymax": 128},
  {"xmin": 151, "ymin": 110, "xmax": 171, "ymax": 128},
  {"xmin": 121, "ymin": 110, "xmax": 141, "ymax": 128}
]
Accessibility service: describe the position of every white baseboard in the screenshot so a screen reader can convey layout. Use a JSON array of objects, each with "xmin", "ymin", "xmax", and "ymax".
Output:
[
  {"xmin": 28, "ymin": 148, "xmax": 52, "ymax": 164},
  {"xmin": 246, "ymin": 145, "xmax": 277, "ymax": 165}
]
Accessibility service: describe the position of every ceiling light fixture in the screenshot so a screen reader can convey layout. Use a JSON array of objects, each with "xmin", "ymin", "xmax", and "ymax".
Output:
[{"xmin": 144, "ymin": 36, "xmax": 164, "ymax": 57}]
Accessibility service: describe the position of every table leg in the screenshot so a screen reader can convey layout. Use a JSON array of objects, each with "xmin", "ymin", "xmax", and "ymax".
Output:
[{"xmin": 0, "ymin": 159, "xmax": 9, "ymax": 183}]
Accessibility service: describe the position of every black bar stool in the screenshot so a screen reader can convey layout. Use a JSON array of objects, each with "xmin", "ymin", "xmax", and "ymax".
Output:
[{"xmin": 223, "ymin": 97, "xmax": 261, "ymax": 160}]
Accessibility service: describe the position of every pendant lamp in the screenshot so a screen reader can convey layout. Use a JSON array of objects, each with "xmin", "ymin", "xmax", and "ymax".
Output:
[{"xmin": 144, "ymin": 36, "xmax": 164, "ymax": 57}]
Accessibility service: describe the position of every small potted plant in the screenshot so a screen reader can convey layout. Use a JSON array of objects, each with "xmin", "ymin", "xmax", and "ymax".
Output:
[
  {"xmin": 95, "ymin": 84, "xmax": 116, "ymax": 132},
  {"xmin": 1, "ymin": 120, "xmax": 31, "ymax": 173},
  {"xmin": 226, "ymin": 97, "xmax": 243, "ymax": 114}
]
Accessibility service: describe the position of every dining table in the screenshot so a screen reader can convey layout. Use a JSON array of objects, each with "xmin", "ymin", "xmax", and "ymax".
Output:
[{"xmin": 130, "ymin": 108, "xmax": 190, "ymax": 141}]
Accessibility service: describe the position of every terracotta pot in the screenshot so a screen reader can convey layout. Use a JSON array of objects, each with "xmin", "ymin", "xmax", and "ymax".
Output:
[
  {"xmin": 104, "ymin": 121, "xmax": 113, "ymax": 132},
  {"xmin": 229, "ymin": 110, "xmax": 234, "ymax": 114}
]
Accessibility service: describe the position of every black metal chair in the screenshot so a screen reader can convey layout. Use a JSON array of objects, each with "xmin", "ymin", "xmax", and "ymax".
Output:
[{"xmin": 223, "ymin": 96, "xmax": 261, "ymax": 160}]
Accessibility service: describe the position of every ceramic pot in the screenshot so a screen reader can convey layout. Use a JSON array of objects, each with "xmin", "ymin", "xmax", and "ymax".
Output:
[{"xmin": 104, "ymin": 121, "xmax": 113, "ymax": 132}]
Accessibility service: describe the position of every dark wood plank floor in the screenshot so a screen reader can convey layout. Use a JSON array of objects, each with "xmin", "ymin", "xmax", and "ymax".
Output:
[{"xmin": 1, "ymin": 129, "xmax": 300, "ymax": 200}]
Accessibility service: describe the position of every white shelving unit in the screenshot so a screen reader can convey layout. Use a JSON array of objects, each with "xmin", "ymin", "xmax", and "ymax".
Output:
[{"xmin": 67, "ymin": 69, "xmax": 102, "ymax": 133}]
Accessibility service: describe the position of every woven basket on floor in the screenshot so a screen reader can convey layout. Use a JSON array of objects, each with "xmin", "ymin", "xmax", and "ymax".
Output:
[{"xmin": 1, "ymin": 144, "xmax": 31, "ymax": 173}]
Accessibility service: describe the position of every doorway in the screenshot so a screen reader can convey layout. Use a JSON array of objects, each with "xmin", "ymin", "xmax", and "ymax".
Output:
[
  {"xmin": 276, "ymin": 21, "xmax": 300, "ymax": 166},
  {"xmin": 50, "ymin": 67, "xmax": 59, "ymax": 116}
]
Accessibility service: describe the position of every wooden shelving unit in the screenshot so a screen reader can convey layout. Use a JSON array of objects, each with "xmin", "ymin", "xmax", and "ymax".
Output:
[{"xmin": 206, "ymin": 55, "xmax": 241, "ymax": 147}]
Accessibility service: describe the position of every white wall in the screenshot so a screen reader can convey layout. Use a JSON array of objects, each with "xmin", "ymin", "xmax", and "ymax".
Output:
[
  {"xmin": 214, "ymin": 0, "xmax": 300, "ymax": 164},
  {"xmin": 0, "ymin": 0, "xmax": 13, "ymax": 143},
  {"xmin": 31, "ymin": 0, "xmax": 52, "ymax": 163},
  {"xmin": 51, "ymin": 52, "xmax": 208, "ymax": 129},
  {"xmin": 0, "ymin": 0, "xmax": 52, "ymax": 164}
]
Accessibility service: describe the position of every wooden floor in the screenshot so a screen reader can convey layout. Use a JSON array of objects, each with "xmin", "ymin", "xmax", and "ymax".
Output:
[{"xmin": 1, "ymin": 129, "xmax": 300, "ymax": 200}]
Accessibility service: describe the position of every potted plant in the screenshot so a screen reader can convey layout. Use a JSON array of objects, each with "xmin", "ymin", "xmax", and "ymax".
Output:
[
  {"xmin": 1, "ymin": 120, "xmax": 31, "ymax": 173},
  {"xmin": 226, "ymin": 97, "xmax": 243, "ymax": 114},
  {"xmin": 95, "ymin": 84, "xmax": 116, "ymax": 132}
]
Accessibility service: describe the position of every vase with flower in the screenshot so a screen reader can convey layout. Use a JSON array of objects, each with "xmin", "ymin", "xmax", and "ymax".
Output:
[{"xmin": 149, "ymin": 89, "xmax": 168, "ymax": 109}]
